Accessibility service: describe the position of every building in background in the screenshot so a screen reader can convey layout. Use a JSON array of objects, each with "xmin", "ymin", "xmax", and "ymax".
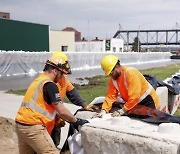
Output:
[
  {"xmin": 0, "ymin": 16, "xmax": 122, "ymax": 52},
  {"xmin": 0, "ymin": 12, "xmax": 10, "ymax": 19},
  {"xmin": 0, "ymin": 18, "xmax": 49, "ymax": 52},
  {"xmin": 75, "ymin": 38, "xmax": 124, "ymax": 52},
  {"xmin": 62, "ymin": 27, "xmax": 81, "ymax": 42},
  {"xmin": 49, "ymin": 30, "xmax": 75, "ymax": 52},
  {"xmin": 0, "ymin": 18, "xmax": 75, "ymax": 52}
]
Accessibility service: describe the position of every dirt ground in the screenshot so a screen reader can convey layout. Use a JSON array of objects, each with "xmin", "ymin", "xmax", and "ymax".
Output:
[
  {"xmin": 0, "ymin": 116, "xmax": 19, "ymax": 154},
  {"xmin": 0, "ymin": 116, "xmax": 71, "ymax": 154}
]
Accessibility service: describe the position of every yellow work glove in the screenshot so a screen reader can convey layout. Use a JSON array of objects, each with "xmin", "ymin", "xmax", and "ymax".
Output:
[
  {"xmin": 55, "ymin": 114, "xmax": 65, "ymax": 127},
  {"xmin": 112, "ymin": 108, "xmax": 126, "ymax": 117},
  {"xmin": 92, "ymin": 110, "xmax": 106, "ymax": 118},
  {"xmin": 84, "ymin": 104, "xmax": 99, "ymax": 111}
]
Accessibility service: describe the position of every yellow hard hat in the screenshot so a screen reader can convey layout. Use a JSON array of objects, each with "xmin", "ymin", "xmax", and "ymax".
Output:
[
  {"xmin": 46, "ymin": 55, "xmax": 68, "ymax": 74},
  {"xmin": 53, "ymin": 52, "xmax": 68, "ymax": 61},
  {"xmin": 101, "ymin": 55, "xmax": 119, "ymax": 76},
  {"xmin": 52, "ymin": 52, "xmax": 71, "ymax": 74}
]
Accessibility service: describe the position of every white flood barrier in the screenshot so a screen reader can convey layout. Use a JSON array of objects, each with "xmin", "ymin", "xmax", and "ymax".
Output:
[
  {"xmin": 0, "ymin": 51, "xmax": 171, "ymax": 77},
  {"xmin": 81, "ymin": 116, "xmax": 180, "ymax": 154}
]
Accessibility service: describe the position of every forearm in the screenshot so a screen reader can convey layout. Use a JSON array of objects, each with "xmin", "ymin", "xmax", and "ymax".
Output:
[
  {"xmin": 124, "ymin": 98, "xmax": 139, "ymax": 111},
  {"xmin": 66, "ymin": 88, "xmax": 86, "ymax": 107},
  {"xmin": 53, "ymin": 102, "xmax": 77, "ymax": 123},
  {"xmin": 102, "ymin": 97, "xmax": 115, "ymax": 113}
]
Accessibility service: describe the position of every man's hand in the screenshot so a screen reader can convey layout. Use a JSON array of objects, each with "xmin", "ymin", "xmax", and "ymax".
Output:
[
  {"xmin": 55, "ymin": 114, "xmax": 65, "ymax": 127},
  {"xmin": 84, "ymin": 104, "xmax": 99, "ymax": 111},
  {"xmin": 71, "ymin": 118, "xmax": 89, "ymax": 131},
  {"xmin": 112, "ymin": 108, "xmax": 126, "ymax": 117},
  {"xmin": 92, "ymin": 110, "xmax": 106, "ymax": 118}
]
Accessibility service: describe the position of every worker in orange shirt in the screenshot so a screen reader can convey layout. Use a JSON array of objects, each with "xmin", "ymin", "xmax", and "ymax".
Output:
[
  {"xmin": 51, "ymin": 52, "xmax": 94, "ymax": 147},
  {"xmin": 15, "ymin": 54, "xmax": 88, "ymax": 154},
  {"xmin": 93, "ymin": 54, "xmax": 160, "ymax": 118}
]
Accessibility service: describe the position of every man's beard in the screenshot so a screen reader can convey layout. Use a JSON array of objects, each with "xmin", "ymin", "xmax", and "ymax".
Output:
[
  {"xmin": 112, "ymin": 71, "xmax": 121, "ymax": 80},
  {"xmin": 54, "ymin": 74, "xmax": 59, "ymax": 83}
]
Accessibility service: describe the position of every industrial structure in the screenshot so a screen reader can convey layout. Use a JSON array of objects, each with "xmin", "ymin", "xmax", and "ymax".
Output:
[{"xmin": 113, "ymin": 29, "xmax": 180, "ymax": 51}]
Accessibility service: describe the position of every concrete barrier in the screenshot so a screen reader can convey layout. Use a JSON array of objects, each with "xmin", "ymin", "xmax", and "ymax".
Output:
[
  {"xmin": 156, "ymin": 86, "xmax": 180, "ymax": 115},
  {"xmin": 81, "ymin": 117, "xmax": 180, "ymax": 154},
  {"xmin": 168, "ymin": 94, "xmax": 180, "ymax": 115},
  {"xmin": 156, "ymin": 87, "xmax": 169, "ymax": 113}
]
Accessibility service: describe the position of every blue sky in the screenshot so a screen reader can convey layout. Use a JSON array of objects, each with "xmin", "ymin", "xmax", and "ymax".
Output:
[{"xmin": 1, "ymin": 0, "xmax": 180, "ymax": 40}]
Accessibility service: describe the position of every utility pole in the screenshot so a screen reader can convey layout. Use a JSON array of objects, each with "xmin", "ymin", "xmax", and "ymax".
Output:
[
  {"xmin": 87, "ymin": 20, "xmax": 90, "ymax": 52},
  {"xmin": 137, "ymin": 23, "xmax": 150, "ymax": 52},
  {"xmin": 138, "ymin": 25, "xmax": 140, "ymax": 52},
  {"xmin": 118, "ymin": 24, "xmax": 122, "ymax": 39}
]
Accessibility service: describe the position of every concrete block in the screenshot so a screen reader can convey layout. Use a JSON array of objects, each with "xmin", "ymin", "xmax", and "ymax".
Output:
[
  {"xmin": 81, "ymin": 116, "xmax": 180, "ymax": 154},
  {"xmin": 156, "ymin": 87, "xmax": 169, "ymax": 113},
  {"xmin": 168, "ymin": 94, "xmax": 180, "ymax": 115}
]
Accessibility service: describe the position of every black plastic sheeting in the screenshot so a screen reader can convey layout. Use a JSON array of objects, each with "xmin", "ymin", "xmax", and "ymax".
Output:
[{"xmin": 144, "ymin": 74, "xmax": 180, "ymax": 95}]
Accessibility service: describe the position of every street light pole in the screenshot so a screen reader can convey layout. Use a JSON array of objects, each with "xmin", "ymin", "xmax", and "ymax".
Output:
[
  {"xmin": 137, "ymin": 23, "xmax": 152, "ymax": 52},
  {"xmin": 138, "ymin": 26, "xmax": 140, "ymax": 52},
  {"xmin": 87, "ymin": 20, "xmax": 90, "ymax": 52},
  {"xmin": 87, "ymin": 18, "xmax": 98, "ymax": 52}
]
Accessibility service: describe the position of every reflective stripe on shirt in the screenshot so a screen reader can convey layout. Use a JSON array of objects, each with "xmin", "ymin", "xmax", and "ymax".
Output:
[
  {"xmin": 21, "ymin": 79, "xmax": 56, "ymax": 120},
  {"xmin": 112, "ymin": 67, "xmax": 152, "ymax": 104}
]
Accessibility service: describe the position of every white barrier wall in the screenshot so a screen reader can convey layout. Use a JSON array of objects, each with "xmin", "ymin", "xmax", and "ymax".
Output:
[
  {"xmin": 81, "ymin": 119, "xmax": 180, "ymax": 154},
  {"xmin": 0, "ymin": 51, "xmax": 171, "ymax": 77}
]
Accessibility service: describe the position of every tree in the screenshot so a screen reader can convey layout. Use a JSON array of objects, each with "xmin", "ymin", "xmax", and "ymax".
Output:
[{"xmin": 132, "ymin": 36, "xmax": 141, "ymax": 52}]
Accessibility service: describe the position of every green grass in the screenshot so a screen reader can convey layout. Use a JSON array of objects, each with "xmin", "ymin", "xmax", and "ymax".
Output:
[
  {"xmin": 6, "ymin": 89, "xmax": 27, "ymax": 95},
  {"xmin": 140, "ymin": 63, "xmax": 180, "ymax": 81},
  {"xmin": 175, "ymin": 107, "xmax": 180, "ymax": 116},
  {"xmin": 71, "ymin": 76, "xmax": 109, "ymax": 103},
  {"xmin": 6, "ymin": 63, "xmax": 180, "ymax": 115}
]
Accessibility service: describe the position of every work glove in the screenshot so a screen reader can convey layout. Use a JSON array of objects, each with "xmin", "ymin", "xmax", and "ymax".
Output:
[
  {"xmin": 92, "ymin": 110, "xmax": 106, "ymax": 118},
  {"xmin": 54, "ymin": 114, "xmax": 65, "ymax": 127},
  {"xmin": 71, "ymin": 118, "xmax": 89, "ymax": 131},
  {"xmin": 84, "ymin": 104, "xmax": 99, "ymax": 111},
  {"xmin": 112, "ymin": 108, "xmax": 126, "ymax": 117}
]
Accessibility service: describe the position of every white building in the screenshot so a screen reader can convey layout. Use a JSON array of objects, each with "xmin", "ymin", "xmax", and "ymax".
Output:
[
  {"xmin": 75, "ymin": 38, "xmax": 124, "ymax": 52},
  {"xmin": 49, "ymin": 30, "xmax": 75, "ymax": 52}
]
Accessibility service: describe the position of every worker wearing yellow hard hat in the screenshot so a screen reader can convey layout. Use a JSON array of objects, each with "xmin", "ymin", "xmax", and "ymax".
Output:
[
  {"xmin": 53, "ymin": 52, "xmax": 71, "ymax": 74},
  {"xmin": 101, "ymin": 54, "xmax": 119, "ymax": 76},
  {"xmin": 15, "ymin": 54, "xmax": 89, "ymax": 154},
  {"xmin": 93, "ymin": 54, "xmax": 160, "ymax": 118},
  {"xmin": 51, "ymin": 51, "xmax": 94, "ymax": 147}
]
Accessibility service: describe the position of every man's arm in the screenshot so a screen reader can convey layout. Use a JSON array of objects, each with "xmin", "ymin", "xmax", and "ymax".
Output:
[
  {"xmin": 101, "ymin": 79, "xmax": 118, "ymax": 113},
  {"xmin": 44, "ymin": 82, "xmax": 88, "ymax": 128},
  {"xmin": 52, "ymin": 102, "xmax": 77, "ymax": 122},
  {"xmin": 66, "ymin": 88, "xmax": 86, "ymax": 107}
]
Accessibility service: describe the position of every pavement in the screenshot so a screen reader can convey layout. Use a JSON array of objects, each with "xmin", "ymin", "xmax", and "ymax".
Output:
[{"xmin": 0, "ymin": 90, "xmax": 80, "ymax": 149}]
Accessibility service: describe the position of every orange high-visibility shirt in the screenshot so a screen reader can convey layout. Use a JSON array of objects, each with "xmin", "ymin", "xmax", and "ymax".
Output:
[
  {"xmin": 56, "ymin": 75, "xmax": 74, "ymax": 100},
  {"xmin": 102, "ymin": 66, "xmax": 160, "ymax": 113}
]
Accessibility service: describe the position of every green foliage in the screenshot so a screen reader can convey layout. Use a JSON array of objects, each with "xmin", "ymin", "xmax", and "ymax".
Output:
[{"xmin": 132, "ymin": 36, "xmax": 141, "ymax": 52}]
